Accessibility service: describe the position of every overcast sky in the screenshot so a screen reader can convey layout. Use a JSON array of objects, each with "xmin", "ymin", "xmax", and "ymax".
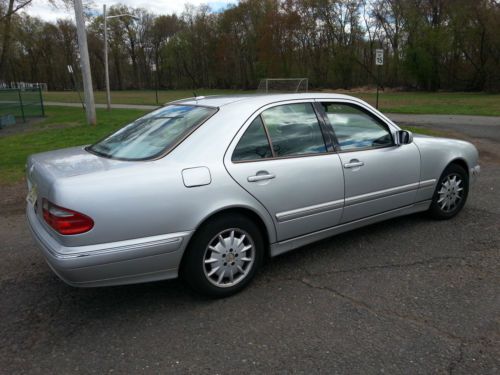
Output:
[{"xmin": 24, "ymin": 0, "xmax": 238, "ymax": 21}]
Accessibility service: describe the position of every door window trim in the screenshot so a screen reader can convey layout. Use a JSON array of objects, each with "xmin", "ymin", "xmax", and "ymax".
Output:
[
  {"xmin": 316, "ymin": 100, "xmax": 397, "ymax": 153},
  {"xmin": 230, "ymin": 100, "xmax": 336, "ymax": 163},
  {"xmin": 313, "ymin": 102, "xmax": 337, "ymax": 153}
]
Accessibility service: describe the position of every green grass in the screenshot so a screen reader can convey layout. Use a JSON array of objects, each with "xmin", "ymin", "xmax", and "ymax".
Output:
[
  {"xmin": 0, "ymin": 106, "xmax": 147, "ymax": 184},
  {"xmin": 350, "ymin": 91, "xmax": 500, "ymax": 116},
  {"xmin": 43, "ymin": 90, "xmax": 500, "ymax": 116}
]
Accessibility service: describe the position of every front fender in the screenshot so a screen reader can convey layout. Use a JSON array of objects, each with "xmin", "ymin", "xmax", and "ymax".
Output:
[{"xmin": 413, "ymin": 136, "xmax": 479, "ymax": 198}]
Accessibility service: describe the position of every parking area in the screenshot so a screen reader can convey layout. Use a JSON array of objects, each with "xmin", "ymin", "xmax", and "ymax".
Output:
[{"xmin": 0, "ymin": 119, "xmax": 499, "ymax": 374}]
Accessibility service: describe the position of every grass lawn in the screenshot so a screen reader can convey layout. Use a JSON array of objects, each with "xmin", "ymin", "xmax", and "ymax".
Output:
[
  {"xmin": 43, "ymin": 90, "xmax": 500, "ymax": 116},
  {"xmin": 351, "ymin": 91, "xmax": 500, "ymax": 116},
  {"xmin": 0, "ymin": 106, "xmax": 147, "ymax": 184},
  {"xmin": 0, "ymin": 106, "xmax": 440, "ymax": 185}
]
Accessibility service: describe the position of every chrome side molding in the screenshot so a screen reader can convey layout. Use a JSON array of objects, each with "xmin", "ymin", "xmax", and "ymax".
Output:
[{"xmin": 270, "ymin": 200, "xmax": 432, "ymax": 257}]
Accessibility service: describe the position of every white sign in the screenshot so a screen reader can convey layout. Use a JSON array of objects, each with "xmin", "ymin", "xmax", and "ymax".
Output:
[
  {"xmin": 375, "ymin": 49, "xmax": 384, "ymax": 66},
  {"xmin": 67, "ymin": 65, "xmax": 74, "ymax": 74}
]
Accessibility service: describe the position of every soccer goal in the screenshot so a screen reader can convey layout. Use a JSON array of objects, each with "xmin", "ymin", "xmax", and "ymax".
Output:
[{"xmin": 257, "ymin": 78, "xmax": 309, "ymax": 93}]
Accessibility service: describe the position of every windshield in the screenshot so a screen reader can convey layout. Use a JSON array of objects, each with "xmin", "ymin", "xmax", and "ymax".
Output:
[{"xmin": 88, "ymin": 105, "xmax": 217, "ymax": 160}]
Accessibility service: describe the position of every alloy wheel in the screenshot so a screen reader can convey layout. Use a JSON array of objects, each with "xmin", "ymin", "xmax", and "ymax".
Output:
[
  {"xmin": 203, "ymin": 228, "xmax": 255, "ymax": 288},
  {"xmin": 437, "ymin": 173, "xmax": 464, "ymax": 213}
]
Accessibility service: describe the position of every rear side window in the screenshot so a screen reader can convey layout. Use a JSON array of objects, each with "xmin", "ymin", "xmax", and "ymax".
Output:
[
  {"xmin": 232, "ymin": 116, "xmax": 273, "ymax": 161},
  {"xmin": 88, "ymin": 105, "xmax": 217, "ymax": 160},
  {"xmin": 261, "ymin": 103, "xmax": 327, "ymax": 157},
  {"xmin": 322, "ymin": 103, "xmax": 393, "ymax": 151}
]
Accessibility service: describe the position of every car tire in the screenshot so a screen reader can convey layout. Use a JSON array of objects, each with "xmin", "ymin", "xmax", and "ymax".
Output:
[
  {"xmin": 181, "ymin": 214, "xmax": 264, "ymax": 298},
  {"xmin": 429, "ymin": 163, "xmax": 469, "ymax": 220}
]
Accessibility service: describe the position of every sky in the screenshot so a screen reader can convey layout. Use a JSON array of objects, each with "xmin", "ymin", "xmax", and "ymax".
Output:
[{"xmin": 24, "ymin": 0, "xmax": 238, "ymax": 22}]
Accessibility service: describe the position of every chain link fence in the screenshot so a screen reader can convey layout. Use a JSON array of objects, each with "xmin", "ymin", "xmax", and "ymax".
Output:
[{"xmin": 0, "ymin": 87, "xmax": 45, "ymax": 128}]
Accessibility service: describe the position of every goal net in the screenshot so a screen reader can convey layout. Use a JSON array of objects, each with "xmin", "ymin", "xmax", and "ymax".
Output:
[{"xmin": 257, "ymin": 78, "xmax": 309, "ymax": 93}]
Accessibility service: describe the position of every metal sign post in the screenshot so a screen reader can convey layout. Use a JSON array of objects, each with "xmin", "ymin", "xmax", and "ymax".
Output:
[
  {"xmin": 375, "ymin": 49, "xmax": 384, "ymax": 109},
  {"xmin": 38, "ymin": 86, "xmax": 45, "ymax": 117},
  {"xmin": 68, "ymin": 65, "xmax": 85, "ymax": 110},
  {"xmin": 17, "ymin": 89, "xmax": 25, "ymax": 123},
  {"xmin": 151, "ymin": 63, "xmax": 159, "ymax": 105}
]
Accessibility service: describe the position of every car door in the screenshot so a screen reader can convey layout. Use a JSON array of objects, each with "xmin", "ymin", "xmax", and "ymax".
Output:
[
  {"xmin": 224, "ymin": 101, "xmax": 344, "ymax": 241},
  {"xmin": 318, "ymin": 101, "xmax": 421, "ymax": 223}
]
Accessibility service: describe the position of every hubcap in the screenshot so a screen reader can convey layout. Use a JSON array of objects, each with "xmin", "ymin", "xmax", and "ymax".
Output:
[
  {"xmin": 437, "ymin": 173, "xmax": 464, "ymax": 213},
  {"xmin": 203, "ymin": 229, "xmax": 255, "ymax": 288}
]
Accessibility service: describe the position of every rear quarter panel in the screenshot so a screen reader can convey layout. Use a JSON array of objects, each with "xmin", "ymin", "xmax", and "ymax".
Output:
[
  {"xmin": 49, "ymin": 160, "xmax": 276, "ymax": 248},
  {"xmin": 46, "ymin": 105, "xmax": 278, "ymax": 248}
]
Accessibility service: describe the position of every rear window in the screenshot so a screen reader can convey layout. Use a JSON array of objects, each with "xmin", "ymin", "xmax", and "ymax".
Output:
[{"xmin": 87, "ymin": 105, "xmax": 217, "ymax": 160}]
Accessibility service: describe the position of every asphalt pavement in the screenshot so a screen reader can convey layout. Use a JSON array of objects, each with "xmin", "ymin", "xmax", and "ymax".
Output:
[
  {"xmin": 0, "ymin": 115, "xmax": 499, "ymax": 374},
  {"xmin": 389, "ymin": 113, "xmax": 500, "ymax": 142}
]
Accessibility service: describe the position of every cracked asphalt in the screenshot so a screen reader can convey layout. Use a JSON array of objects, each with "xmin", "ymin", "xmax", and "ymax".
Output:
[{"xmin": 1, "ymin": 117, "xmax": 499, "ymax": 374}]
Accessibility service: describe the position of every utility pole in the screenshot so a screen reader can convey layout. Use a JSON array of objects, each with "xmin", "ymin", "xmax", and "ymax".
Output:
[
  {"xmin": 103, "ymin": 4, "xmax": 111, "ymax": 111},
  {"xmin": 74, "ymin": 0, "xmax": 96, "ymax": 125}
]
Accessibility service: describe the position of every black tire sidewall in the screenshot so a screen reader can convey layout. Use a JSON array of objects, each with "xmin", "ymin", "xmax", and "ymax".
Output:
[
  {"xmin": 181, "ymin": 214, "xmax": 264, "ymax": 298},
  {"xmin": 429, "ymin": 164, "xmax": 469, "ymax": 220}
]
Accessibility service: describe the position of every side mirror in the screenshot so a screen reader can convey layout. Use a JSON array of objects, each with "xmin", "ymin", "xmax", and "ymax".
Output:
[{"xmin": 396, "ymin": 130, "xmax": 413, "ymax": 145}]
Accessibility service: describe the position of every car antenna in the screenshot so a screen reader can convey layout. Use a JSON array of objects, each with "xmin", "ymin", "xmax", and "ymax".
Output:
[{"xmin": 193, "ymin": 91, "xmax": 197, "ymax": 100}]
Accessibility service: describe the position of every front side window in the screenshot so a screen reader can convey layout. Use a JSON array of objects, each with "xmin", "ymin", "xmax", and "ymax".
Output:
[
  {"xmin": 260, "ymin": 103, "xmax": 327, "ymax": 157},
  {"xmin": 232, "ymin": 116, "xmax": 273, "ymax": 161},
  {"xmin": 322, "ymin": 103, "xmax": 393, "ymax": 151},
  {"xmin": 88, "ymin": 105, "xmax": 217, "ymax": 160}
]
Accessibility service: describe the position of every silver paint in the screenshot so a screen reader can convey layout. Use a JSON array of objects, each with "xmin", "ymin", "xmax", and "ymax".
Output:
[
  {"xmin": 182, "ymin": 167, "xmax": 212, "ymax": 187},
  {"xmin": 26, "ymin": 93, "xmax": 480, "ymax": 287}
]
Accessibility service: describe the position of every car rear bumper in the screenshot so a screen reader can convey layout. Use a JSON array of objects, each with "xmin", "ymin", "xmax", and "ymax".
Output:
[{"xmin": 27, "ymin": 204, "xmax": 193, "ymax": 287}]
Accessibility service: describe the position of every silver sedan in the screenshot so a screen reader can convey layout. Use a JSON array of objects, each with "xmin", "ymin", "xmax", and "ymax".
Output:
[{"xmin": 26, "ymin": 93, "xmax": 480, "ymax": 297}]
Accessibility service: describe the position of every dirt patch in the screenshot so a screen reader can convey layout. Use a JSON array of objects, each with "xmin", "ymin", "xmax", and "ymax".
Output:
[
  {"xmin": 472, "ymin": 139, "xmax": 500, "ymax": 166},
  {"xmin": 0, "ymin": 117, "xmax": 81, "ymax": 137},
  {"xmin": 0, "ymin": 117, "xmax": 44, "ymax": 137},
  {"xmin": 0, "ymin": 182, "xmax": 27, "ymax": 215}
]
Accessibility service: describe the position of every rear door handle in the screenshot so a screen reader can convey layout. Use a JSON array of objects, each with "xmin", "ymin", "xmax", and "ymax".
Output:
[
  {"xmin": 344, "ymin": 160, "xmax": 364, "ymax": 169},
  {"xmin": 247, "ymin": 173, "xmax": 276, "ymax": 182}
]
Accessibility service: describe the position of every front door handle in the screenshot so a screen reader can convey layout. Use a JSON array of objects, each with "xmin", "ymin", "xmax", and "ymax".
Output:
[
  {"xmin": 344, "ymin": 160, "xmax": 364, "ymax": 169},
  {"xmin": 247, "ymin": 173, "xmax": 276, "ymax": 182}
]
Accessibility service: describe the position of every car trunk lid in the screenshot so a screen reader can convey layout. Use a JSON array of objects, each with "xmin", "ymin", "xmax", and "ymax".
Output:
[{"xmin": 26, "ymin": 146, "xmax": 132, "ymax": 222}]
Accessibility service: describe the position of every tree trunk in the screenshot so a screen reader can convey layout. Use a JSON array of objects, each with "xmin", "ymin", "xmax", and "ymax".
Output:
[{"xmin": 0, "ymin": 0, "xmax": 15, "ymax": 81}]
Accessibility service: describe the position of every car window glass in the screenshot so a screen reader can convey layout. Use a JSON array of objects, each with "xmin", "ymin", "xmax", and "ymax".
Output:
[
  {"xmin": 88, "ymin": 105, "xmax": 216, "ymax": 160},
  {"xmin": 260, "ymin": 103, "xmax": 326, "ymax": 157},
  {"xmin": 322, "ymin": 103, "xmax": 393, "ymax": 151},
  {"xmin": 232, "ymin": 116, "xmax": 273, "ymax": 161}
]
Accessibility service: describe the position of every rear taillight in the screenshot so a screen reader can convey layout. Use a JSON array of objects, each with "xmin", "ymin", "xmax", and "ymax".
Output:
[{"xmin": 42, "ymin": 199, "xmax": 94, "ymax": 235}]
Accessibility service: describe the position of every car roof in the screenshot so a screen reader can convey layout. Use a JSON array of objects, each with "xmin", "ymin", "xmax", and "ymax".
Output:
[{"xmin": 170, "ymin": 93, "xmax": 357, "ymax": 108}]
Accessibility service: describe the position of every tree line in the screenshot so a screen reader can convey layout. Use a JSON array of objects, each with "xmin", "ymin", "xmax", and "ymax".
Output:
[{"xmin": 1, "ymin": 0, "xmax": 499, "ymax": 92}]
